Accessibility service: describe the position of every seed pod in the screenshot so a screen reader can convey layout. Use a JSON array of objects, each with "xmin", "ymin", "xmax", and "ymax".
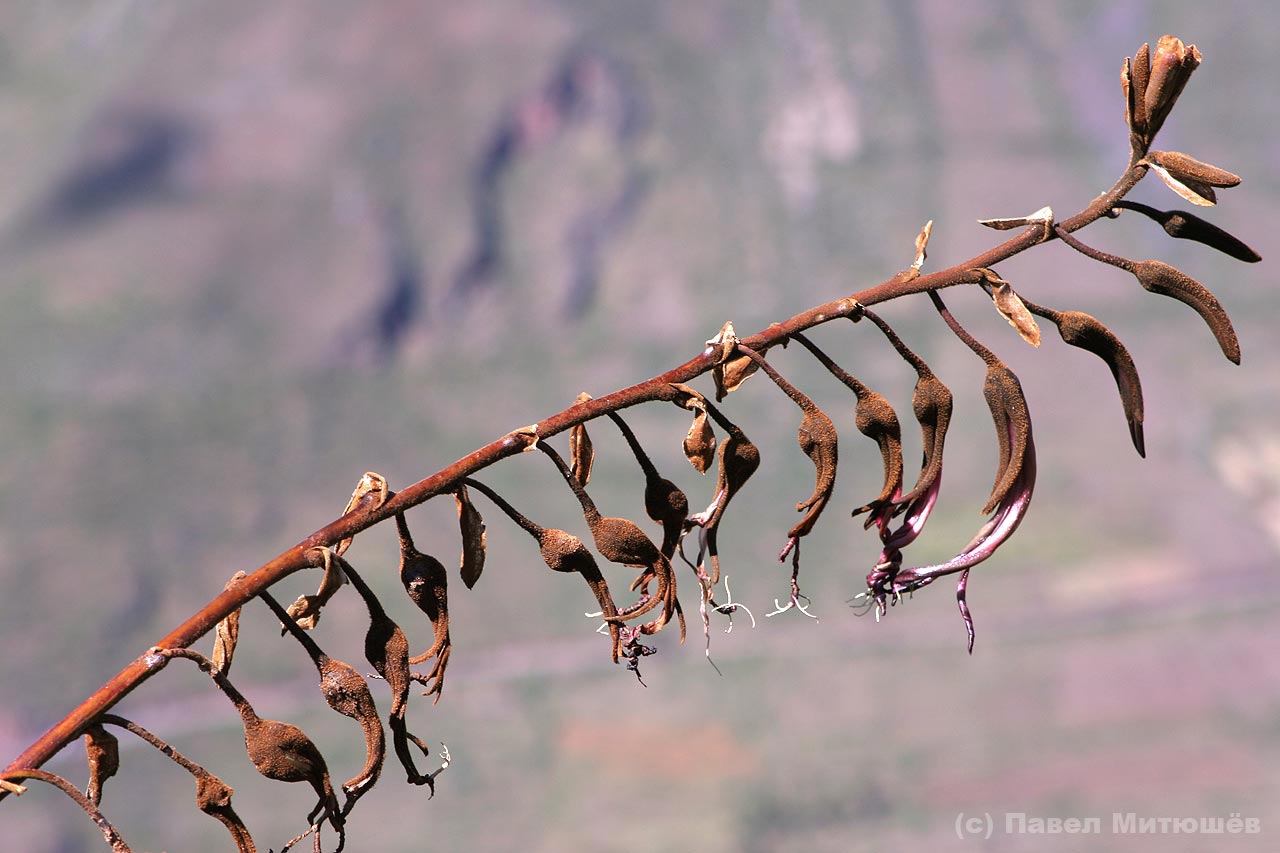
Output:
[
  {"xmin": 1132, "ymin": 260, "xmax": 1240, "ymax": 364},
  {"xmin": 455, "ymin": 484, "xmax": 487, "ymax": 589},
  {"xmin": 1113, "ymin": 200, "xmax": 1260, "ymax": 263},
  {"xmin": 211, "ymin": 571, "xmax": 247, "ymax": 675},
  {"xmin": 397, "ymin": 515, "xmax": 452, "ymax": 702},
  {"xmin": 569, "ymin": 392, "xmax": 595, "ymax": 487},
  {"xmin": 981, "ymin": 362, "xmax": 1033, "ymax": 515},
  {"xmin": 1145, "ymin": 150, "xmax": 1240, "ymax": 206},
  {"xmin": 462, "ymin": 477, "xmax": 623, "ymax": 662},
  {"xmin": 83, "ymin": 724, "xmax": 119, "ymax": 806},
  {"xmin": 1023, "ymin": 299, "xmax": 1146, "ymax": 456},
  {"xmin": 1143, "ymin": 36, "xmax": 1201, "ymax": 144},
  {"xmin": 607, "ymin": 410, "xmax": 690, "ymax": 560}
]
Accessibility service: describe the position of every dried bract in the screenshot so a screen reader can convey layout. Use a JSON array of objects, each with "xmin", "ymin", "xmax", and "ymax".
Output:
[
  {"xmin": 455, "ymin": 484, "xmax": 487, "ymax": 589},
  {"xmin": 984, "ymin": 273, "xmax": 1041, "ymax": 347},
  {"xmin": 336, "ymin": 472, "xmax": 390, "ymax": 556},
  {"xmin": 212, "ymin": 571, "xmax": 247, "ymax": 675},
  {"xmin": 706, "ymin": 321, "xmax": 760, "ymax": 400},
  {"xmin": 83, "ymin": 724, "xmax": 119, "ymax": 806},
  {"xmin": 569, "ymin": 392, "xmax": 595, "ymax": 487},
  {"xmin": 284, "ymin": 546, "xmax": 349, "ymax": 631}
]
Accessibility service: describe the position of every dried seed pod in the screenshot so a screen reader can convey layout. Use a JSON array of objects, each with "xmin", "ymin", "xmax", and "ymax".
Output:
[
  {"xmin": 1144, "ymin": 150, "xmax": 1240, "ymax": 206},
  {"xmin": 789, "ymin": 332, "xmax": 904, "ymax": 529},
  {"xmin": 733, "ymin": 344, "xmax": 838, "ymax": 550},
  {"xmin": 983, "ymin": 272, "xmax": 1041, "ymax": 347},
  {"xmin": 980, "ymin": 362, "xmax": 1033, "ymax": 515},
  {"xmin": 156, "ymin": 648, "xmax": 344, "ymax": 847},
  {"xmin": 607, "ymin": 410, "xmax": 690, "ymax": 560},
  {"xmin": 212, "ymin": 571, "xmax": 247, "ymax": 675},
  {"xmin": 568, "ymin": 392, "xmax": 595, "ymax": 488},
  {"xmin": 396, "ymin": 515, "xmax": 452, "ymax": 701},
  {"xmin": 1143, "ymin": 35, "xmax": 1201, "ymax": 144},
  {"xmin": 1132, "ymin": 260, "xmax": 1240, "ymax": 364},
  {"xmin": 463, "ymin": 477, "xmax": 623, "ymax": 662},
  {"xmin": 541, "ymin": 443, "xmax": 683, "ymax": 640},
  {"xmin": 332, "ymin": 551, "xmax": 437, "ymax": 790},
  {"xmin": 1023, "ymin": 299, "xmax": 1146, "ymax": 456},
  {"xmin": 857, "ymin": 309, "xmax": 952, "ymax": 520},
  {"xmin": 335, "ymin": 472, "xmax": 390, "ymax": 556},
  {"xmin": 455, "ymin": 484, "xmax": 487, "ymax": 589},
  {"xmin": 83, "ymin": 723, "xmax": 119, "ymax": 806},
  {"xmin": 685, "ymin": 399, "xmax": 761, "ymax": 585},
  {"xmin": 1113, "ymin": 201, "xmax": 1260, "ymax": 263},
  {"xmin": 284, "ymin": 545, "xmax": 349, "ymax": 631},
  {"xmin": 1053, "ymin": 226, "xmax": 1241, "ymax": 364},
  {"xmin": 260, "ymin": 588, "xmax": 386, "ymax": 810}
]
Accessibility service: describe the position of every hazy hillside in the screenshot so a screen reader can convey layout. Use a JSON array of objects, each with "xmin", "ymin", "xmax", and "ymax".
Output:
[{"xmin": 1, "ymin": 2, "xmax": 1277, "ymax": 851}]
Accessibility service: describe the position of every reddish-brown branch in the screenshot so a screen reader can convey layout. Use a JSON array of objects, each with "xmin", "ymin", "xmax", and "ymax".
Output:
[{"xmin": 0, "ymin": 161, "xmax": 1146, "ymax": 793}]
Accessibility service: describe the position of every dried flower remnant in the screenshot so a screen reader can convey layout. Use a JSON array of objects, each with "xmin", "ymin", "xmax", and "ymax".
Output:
[
  {"xmin": 455, "ymin": 484, "xmax": 487, "ymax": 589},
  {"xmin": 1054, "ymin": 225, "xmax": 1240, "ymax": 364},
  {"xmin": 463, "ymin": 477, "xmax": 623, "ymax": 661},
  {"xmin": 1142, "ymin": 150, "xmax": 1240, "ymax": 207},
  {"xmin": 680, "ymin": 394, "xmax": 717, "ymax": 474},
  {"xmin": 568, "ymin": 392, "xmax": 595, "ymax": 488},
  {"xmin": 1021, "ymin": 297, "xmax": 1146, "ymax": 456},
  {"xmin": 260, "ymin": 586, "xmax": 386, "ymax": 812},
  {"xmin": 981, "ymin": 270, "xmax": 1041, "ymax": 348},
  {"xmin": 335, "ymin": 472, "xmax": 390, "ymax": 556},
  {"xmin": 1112, "ymin": 200, "xmax": 1261, "ymax": 263},
  {"xmin": 212, "ymin": 571, "xmax": 247, "ymax": 675},
  {"xmin": 396, "ymin": 515, "xmax": 452, "ymax": 701},
  {"xmin": 98, "ymin": 715, "xmax": 256, "ymax": 853},
  {"xmin": 706, "ymin": 321, "xmax": 761, "ymax": 401},
  {"xmin": 607, "ymin": 410, "xmax": 690, "ymax": 560},
  {"xmin": 540, "ymin": 442, "xmax": 684, "ymax": 639},
  {"xmin": 83, "ymin": 724, "xmax": 119, "ymax": 806},
  {"xmin": 790, "ymin": 332, "xmax": 904, "ymax": 525},
  {"xmin": 155, "ymin": 647, "xmax": 344, "ymax": 850}
]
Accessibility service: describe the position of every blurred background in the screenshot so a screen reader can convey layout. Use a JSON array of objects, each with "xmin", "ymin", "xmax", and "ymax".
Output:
[{"xmin": 0, "ymin": 2, "xmax": 1276, "ymax": 850}]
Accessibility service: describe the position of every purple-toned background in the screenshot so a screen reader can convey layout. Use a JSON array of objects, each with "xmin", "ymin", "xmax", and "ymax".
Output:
[{"xmin": 1, "ymin": 2, "xmax": 1276, "ymax": 850}]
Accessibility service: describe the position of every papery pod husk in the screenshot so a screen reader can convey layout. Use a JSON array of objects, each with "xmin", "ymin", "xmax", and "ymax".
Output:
[
  {"xmin": 989, "ymin": 280, "xmax": 1041, "ymax": 347},
  {"xmin": 1146, "ymin": 150, "xmax": 1239, "ymax": 206},
  {"xmin": 683, "ymin": 407, "xmax": 716, "ymax": 473},
  {"xmin": 285, "ymin": 547, "xmax": 348, "ymax": 630},
  {"xmin": 455, "ymin": 485, "xmax": 486, "ymax": 589},
  {"xmin": 980, "ymin": 362, "xmax": 1032, "ymax": 516},
  {"xmin": 569, "ymin": 392, "xmax": 594, "ymax": 488},
  {"xmin": 212, "ymin": 571, "xmax": 247, "ymax": 675},
  {"xmin": 84, "ymin": 724, "xmax": 120, "ymax": 806},
  {"xmin": 1132, "ymin": 260, "xmax": 1240, "ymax": 363},
  {"xmin": 336, "ymin": 472, "xmax": 389, "ymax": 556},
  {"xmin": 714, "ymin": 352, "xmax": 760, "ymax": 401},
  {"xmin": 1116, "ymin": 201, "xmax": 1260, "ymax": 263}
]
